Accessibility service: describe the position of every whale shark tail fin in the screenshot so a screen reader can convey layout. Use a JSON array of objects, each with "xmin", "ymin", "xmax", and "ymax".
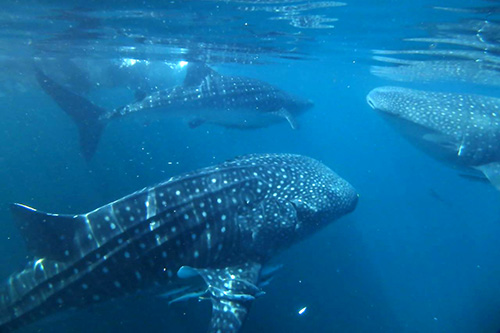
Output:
[{"xmin": 35, "ymin": 69, "xmax": 106, "ymax": 161}]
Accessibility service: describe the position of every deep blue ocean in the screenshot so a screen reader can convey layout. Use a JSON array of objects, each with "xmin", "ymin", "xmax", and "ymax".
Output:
[{"xmin": 1, "ymin": 0, "xmax": 500, "ymax": 332}]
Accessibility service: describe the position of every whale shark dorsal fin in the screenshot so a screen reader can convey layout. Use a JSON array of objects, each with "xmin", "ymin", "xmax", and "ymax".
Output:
[
  {"xmin": 134, "ymin": 89, "xmax": 148, "ymax": 101},
  {"xmin": 474, "ymin": 162, "xmax": 500, "ymax": 191},
  {"xmin": 183, "ymin": 63, "xmax": 218, "ymax": 86},
  {"xmin": 10, "ymin": 203, "xmax": 88, "ymax": 261},
  {"xmin": 176, "ymin": 262, "xmax": 263, "ymax": 332}
]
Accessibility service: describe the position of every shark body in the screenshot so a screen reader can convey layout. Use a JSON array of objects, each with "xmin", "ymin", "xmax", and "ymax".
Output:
[
  {"xmin": 367, "ymin": 86, "xmax": 500, "ymax": 189},
  {"xmin": 36, "ymin": 64, "xmax": 313, "ymax": 160},
  {"xmin": 0, "ymin": 153, "xmax": 357, "ymax": 332}
]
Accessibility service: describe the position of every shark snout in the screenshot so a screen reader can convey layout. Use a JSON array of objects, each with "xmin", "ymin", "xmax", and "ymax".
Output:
[
  {"xmin": 366, "ymin": 88, "xmax": 399, "ymax": 117},
  {"xmin": 366, "ymin": 86, "xmax": 409, "ymax": 116},
  {"xmin": 366, "ymin": 95, "xmax": 376, "ymax": 109},
  {"xmin": 345, "ymin": 186, "xmax": 359, "ymax": 214},
  {"xmin": 366, "ymin": 89, "xmax": 383, "ymax": 111}
]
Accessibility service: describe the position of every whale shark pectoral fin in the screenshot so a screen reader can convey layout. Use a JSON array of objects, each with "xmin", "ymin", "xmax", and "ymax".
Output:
[
  {"xmin": 474, "ymin": 162, "xmax": 500, "ymax": 191},
  {"xmin": 274, "ymin": 108, "xmax": 298, "ymax": 130},
  {"xmin": 177, "ymin": 266, "xmax": 201, "ymax": 279},
  {"xmin": 209, "ymin": 298, "xmax": 250, "ymax": 333},
  {"xmin": 177, "ymin": 262, "xmax": 263, "ymax": 332},
  {"xmin": 188, "ymin": 118, "xmax": 206, "ymax": 129}
]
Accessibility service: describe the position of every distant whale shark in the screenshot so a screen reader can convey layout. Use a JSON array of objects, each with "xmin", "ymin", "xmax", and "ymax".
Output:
[
  {"xmin": 367, "ymin": 86, "xmax": 500, "ymax": 190},
  {"xmin": 0, "ymin": 154, "xmax": 357, "ymax": 332},
  {"xmin": 35, "ymin": 64, "xmax": 313, "ymax": 160},
  {"xmin": 370, "ymin": 57, "xmax": 500, "ymax": 87}
]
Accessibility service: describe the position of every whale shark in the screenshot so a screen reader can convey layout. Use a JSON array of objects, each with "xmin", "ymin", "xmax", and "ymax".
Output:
[
  {"xmin": 367, "ymin": 86, "xmax": 500, "ymax": 190},
  {"xmin": 370, "ymin": 57, "xmax": 500, "ymax": 87},
  {"xmin": 35, "ymin": 64, "xmax": 313, "ymax": 160},
  {"xmin": 0, "ymin": 153, "xmax": 357, "ymax": 332}
]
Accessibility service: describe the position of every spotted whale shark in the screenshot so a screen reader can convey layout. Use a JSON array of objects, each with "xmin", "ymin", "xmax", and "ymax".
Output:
[
  {"xmin": 35, "ymin": 64, "xmax": 313, "ymax": 160},
  {"xmin": 367, "ymin": 86, "xmax": 500, "ymax": 190},
  {"xmin": 0, "ymin": 153, "xmax": 357, "ymax": 332}
]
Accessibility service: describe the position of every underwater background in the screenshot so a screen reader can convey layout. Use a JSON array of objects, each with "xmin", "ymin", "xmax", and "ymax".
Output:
[{"xmin": 0, "ymin": 0, "xmax": 500, "ymax": 332}]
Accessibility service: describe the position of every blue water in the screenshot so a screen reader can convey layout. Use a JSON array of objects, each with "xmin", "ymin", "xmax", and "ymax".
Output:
[{"xmin": 1, "ymin": 0, "xmax": 500, "ymax": 332}]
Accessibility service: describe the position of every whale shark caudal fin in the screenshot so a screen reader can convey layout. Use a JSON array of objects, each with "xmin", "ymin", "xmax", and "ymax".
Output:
[
  {"xmin": 177, "ymin": 262, "xmax": 264, "ymax": 333},
  {"xmin": 10, "ymin": 203, "xmax": 89, "ymax": 262},
  {"xmin": 35, "ymin": 69, "xmax": 106, "ymax": 160},
  {"xmin": 474, "ymin": 162, "xmax": 500, "ymax": 191}
]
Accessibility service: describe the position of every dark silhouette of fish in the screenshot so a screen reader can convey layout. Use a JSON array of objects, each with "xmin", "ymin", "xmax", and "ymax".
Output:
[
  {"xmin": 427, "ymin": 188, "xmax": 453, "ymax": 208},
  {"xmin": 35, "ymin": 64, "xmax": 313, "ymax": 160},
  {"xmin": 0, "ymin": 153, "xmax": 357, "ymax": 332}
]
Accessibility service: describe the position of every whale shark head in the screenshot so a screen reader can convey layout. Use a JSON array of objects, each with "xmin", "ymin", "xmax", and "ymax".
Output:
[
  {"xmin": 366, "ymin": 86, "xmax": 415, "ymax": 119},
  {"xmin": 365, "ymin": 86, "xmax": 461, "ymax": 142},
  {"xmin": 283, "ymin": 156, "xmax": 358, "ymax": 239},
  {"xmin": 366, "ymin": 86, "xmax": 466, "ymax": 162},
  {"xmin": 210, "ymin": 154, "xmax": 358, "ymax": 257}
]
